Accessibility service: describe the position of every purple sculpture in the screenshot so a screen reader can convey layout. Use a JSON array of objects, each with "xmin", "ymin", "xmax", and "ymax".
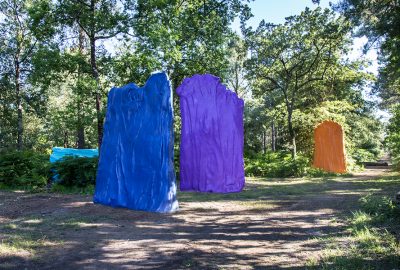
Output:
[{"xmin": 177, "ymin": 74, "xmax": 245, "ymax": 193}]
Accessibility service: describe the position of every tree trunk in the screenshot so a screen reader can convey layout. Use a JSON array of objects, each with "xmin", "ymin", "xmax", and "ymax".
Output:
[
  {"xmin": 90, "ymin": 34, "xmax": 103, "ymax": 150},
  {"xmin": 64, "ymin": 131, "xmax": 69, "ymax": 148},
  {"xmin": 287, "ymin": 109, "xmax": 296, "ymax": 159},
  {"xmin": 262, "ymin": 130, "xmax": 266, "ymax": 154},
  {"xmin": 90, "ymin": 0, "xmax": 103, "ymax": 150},
  {"xmin": 234, "ymin": 61, "xmax": 239, "ymax": 95},
  {"xmin": 77, "ymin": 126, "xmax": 85, "ymax": 149},
  {"xmin": 77, "ymin": 27, "xmax": 85, "ymax": 149},
  {"xmin": 15, "ymin": 59, "xmax": 23, "ymax": 150},
  {"xmin": 271, "ymin": 121, "xmax": 276, "ymax": 152}
]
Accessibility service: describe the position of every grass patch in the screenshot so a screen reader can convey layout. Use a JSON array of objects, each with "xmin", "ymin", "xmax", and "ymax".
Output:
[
  {"xmin": 50, "ymin": 183, "xmax": 95, "ymax": 195},
  {"xmin": 311, "ymin": 194, "xmax": 400, "ymax": 269},
  {"xmin": 0, "ymin": 235, "xmax": 57, "ymax": 256},
  {"xmin": 237, "ymin": 200, "xmax": 278, "ymax": 209},
  {"xmin": 177, "ymin": 177, "xmax": 334, "ymax": 202},
  {"xmin": 58, "ymin": 217, "xmax": 100, "ymax": 230},
  {"xmin": 0, "ymin": 183, "xmax": 48, "ymax": 193},
  {"xmin": 178, "ymin": 175, "xmax": 400, "ymax": 203},
  {"xmin": 0, "ymin": 213, "xmax": 99, "ymax": 261}
]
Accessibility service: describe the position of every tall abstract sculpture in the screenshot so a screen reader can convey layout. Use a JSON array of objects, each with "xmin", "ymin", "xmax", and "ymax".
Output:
[
  {"xmin": 313, "ymin": 120, "xmax": 347, "ymax": 173},
  {"xmin": 94, "ymin": 72, "xmax": 178, "ymax": 213},
  {"xmin": 177, "ymin": 74, "xmax": 245, "ymax": 193}
]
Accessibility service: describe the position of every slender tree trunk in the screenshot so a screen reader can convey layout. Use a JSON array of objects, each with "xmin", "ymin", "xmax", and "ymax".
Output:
[
  {"xmin": 77, "ymin": 126, "xmax": 85, "ymax": 149},
  {"xmin": 64, "ymin": 131, "xmax": 69, "ymax": 148},
  {"xmin": 15, "ymin": 59, "xmax": 23, "ymax": 150},
  {"xmin": 77, "ymin": 27, "xmax": 85, "ymax": 149},
  {"xmin": 271, "ymin": 121, "xmax": 276, "ymax": 152},
  {"xmin": 262, "ymin": 130, "xmax": 266, "ymax": 154},
  {"xmin": 90, "ymin": 36, "xmax": 102, "ymax": 149},
  {"xmin": 287, "ymin": 109, "xmax": 296, "ymax": 159},
  {"xmin": 234, "ymin": 61, "xmax": 239, "ymax": 95},
  {"xmin": 92, "ymin": 41, "xmax": 103, "ymax": 150},
  {"xmin": 90, "ymin": 0, "xmax": 103, "ymax": 150}
]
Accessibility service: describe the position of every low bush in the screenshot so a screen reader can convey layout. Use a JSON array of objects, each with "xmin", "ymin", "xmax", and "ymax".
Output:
[
  {"xmin": 305, "ymin": 167, "xmax": 344, "ymax": 178},
  {"xmin": 53, "ymin": 156, "xmax": 98, "ymax": 187},
  {"xmin": 313, "ymin": 194, "xmax": 400, "ymax": 269},
  {"xmin": 245, "ymin": 151, "xmax": 309, "ymax": 177},
  {"xmin": 51, "ymin": 183, "xmax": 95, "ymax": 194},
  {"xmin": 352, "ymin": 148, "xmax": 377, "ymax": 164},
  {"xmin": 359, "ymin": 194, "xmax": 400, "ymax": 222},
  {"xmin": 0, "ymin": 150, "xmax": 50, "ymax": 189}
]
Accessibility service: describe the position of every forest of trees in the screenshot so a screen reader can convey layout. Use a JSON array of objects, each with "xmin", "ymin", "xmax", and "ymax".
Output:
[{"xmin": 0, "ymin": 0, "xmax": 399, "ymax": 171}]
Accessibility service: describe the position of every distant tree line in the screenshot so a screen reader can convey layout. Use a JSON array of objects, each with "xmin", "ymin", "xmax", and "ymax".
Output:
[{"xmin": 0, "ymin": 0, "xmax": 398, "ymax": 167}]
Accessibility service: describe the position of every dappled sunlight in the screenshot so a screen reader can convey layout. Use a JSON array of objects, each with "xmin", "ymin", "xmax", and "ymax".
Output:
[
  {"xmin": 61, "ymin": 201, "xmax": 94, "ymax": 208},
  {"xmin": 23, "ymin": 219, "xmax": 43, "ymax": 225},
  {"xmin": 1, "ymin": 170, "xmax": 398, "ymax": 269},
  {"xmin": 325, "ymin": 189, "xmax": 382, "ymax": 195}
]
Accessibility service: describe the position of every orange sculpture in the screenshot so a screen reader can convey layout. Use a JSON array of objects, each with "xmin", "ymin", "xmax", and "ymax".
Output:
[{"xmin": 313, "ymin": 120, "xmax": 347, "ymax": 173}]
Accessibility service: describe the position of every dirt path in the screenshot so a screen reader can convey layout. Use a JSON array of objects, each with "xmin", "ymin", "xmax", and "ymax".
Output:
[{"xmin": 0, "ymin": 167, "xmax": 398, "ymax": 269}]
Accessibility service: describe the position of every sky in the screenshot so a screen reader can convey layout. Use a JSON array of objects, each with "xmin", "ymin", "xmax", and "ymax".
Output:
[
  {"xmin": 232, "ymin": 0, "xmax": 335, "ymax": 28},
  {"xmin": 233, "ymin": 0, "xmax": 388, "ymax": 120}
]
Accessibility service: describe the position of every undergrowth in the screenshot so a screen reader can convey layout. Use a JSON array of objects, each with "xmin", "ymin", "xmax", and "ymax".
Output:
[{"xmin": 309, "ymin": 194, "xmax": 400, "ymax": 269}]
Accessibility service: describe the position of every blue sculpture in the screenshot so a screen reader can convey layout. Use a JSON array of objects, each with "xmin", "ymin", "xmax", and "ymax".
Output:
[{"xmin": 94, "ymin": 72, "xmax": 178, "ymax": 213}]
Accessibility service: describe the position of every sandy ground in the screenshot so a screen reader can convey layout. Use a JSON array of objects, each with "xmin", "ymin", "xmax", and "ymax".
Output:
[{"xmin": 0, "ymin": 167, "xmax": 398, "ymax": 269}]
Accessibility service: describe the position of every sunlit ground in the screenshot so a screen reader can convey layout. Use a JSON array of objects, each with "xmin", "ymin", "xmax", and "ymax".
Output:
[{"xmin": 0, "ymin": 169, "xmax": 398, "ymax": 269}]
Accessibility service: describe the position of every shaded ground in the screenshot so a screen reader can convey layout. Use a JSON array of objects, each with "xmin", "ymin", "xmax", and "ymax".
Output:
[{"xmin": 0, "ymin": 168, "xmax": 399, "ymax": 269}]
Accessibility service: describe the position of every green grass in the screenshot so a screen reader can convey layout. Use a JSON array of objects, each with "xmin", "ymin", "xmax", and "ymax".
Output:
[
  {"xmin": 178, "ymin": 175, "xmax": 400, "ymax": 203},
  {"xmin": 309, "ymin": 194, "xmax": 400, "ymax": 270},
  {"xmin": 0, "ymin": 183, "xmax": 48, "ymax": 193},
  {"xmin": 1, "ymin": 171, "xmax": 399, "ymax": 269},
  {"xmin": 50, "ymin": 183, "xmax": 95, "ymax": 195},
  {"xmin": 0, "ymin": 213, "xmax": 101, "ymax": 260},
  {"xmin": 0, "ymin": 219, "xmax": 63, "ymax": 258}
]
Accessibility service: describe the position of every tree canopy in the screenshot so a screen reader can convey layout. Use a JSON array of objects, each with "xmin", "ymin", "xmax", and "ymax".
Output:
[{"xmin": 0, "ymin": 0, "xmax": 397, "ymax": 169}]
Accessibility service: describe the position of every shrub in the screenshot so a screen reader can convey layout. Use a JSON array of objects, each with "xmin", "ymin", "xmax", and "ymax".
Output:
[
  {"xmin": 245, "ymin": 151, "xmax": 309, "ymax": 178},
  {"xmin": 385, "ymin": 105, "xmax": 400, "ymax": 170},
  {"xmin": 51, "ymin": 183, "xmax": 95, "ymax": 195},
  {"xmin": 352, "ymin": 148, "xmax": 377, "ymax": 164},
  {"xmin": 306, "ymin": 167, "xmax": 343, "ymax": 177},
  {"xmin": 53, "ymin": 156, "xmax": 98, "ymax": 187},
  {"xmin": 0, "ymin": 150, "xmax": 50, "ymax": 189},
  {"xmin": 315, "ymin": 195, "xmax": 400, "ymax": 269},
  {"xmin": 359, "ymin": 194, "xmax": 400, "ymax": 222}
]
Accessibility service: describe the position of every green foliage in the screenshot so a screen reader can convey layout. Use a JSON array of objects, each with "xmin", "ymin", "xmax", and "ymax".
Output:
[
  {"xmin": 281, "ymin": 100, "xmax": 382, "ymax": 165},
  {"xmin": 245, "ymin": 151, "xmax": 309, "ymax": 178},
  {"xmin": 134, "ymin": 0, "xmax": 252, "ymax": 86},
  {"xmin": 385, "ymin": 105, "xmax": 400, "ymax": 169},
  {"xmin": 0, "ymin": 0, "xmax": 389, "ymax": 179},
  {"xmin": 292, "ymin": 100, "xmax": 349, "ymax": 158},
  {"xmin": 246, "ymin": 7, "xmax": 373, "ymax": 158},
  {"xmin": 359, "ymin": 194, "xmax": 400, "ymax": 223},
  {"xmin": 335, "ymin": 1, "xmax": 400, "ymax": 110},
  {"xmin": 110, "ymin": 45, "xmax": 162, "ymax": 87},
  {"xmin": 51, "ymin": 183, "xmax": 95, "ymax": 195},
  {"xmin": 53, "ymin": 156, "xmax": 98, "ymax": 187},
  {"xmin": 0, "ymin": 151, "xmax": 50, "ymax": 189},
  {"xmin": 0, "ymin": 0, "xmax": 55, "ymax": 150},
  {"xmin": 245, "ymin": 150, "xmax": 352, "ymax": 178},
  {"xmin": 314, "ymin": 194, "xmax": 400, "ymax": 269},
  {"xmin": 352, "ymin": 149, "xmax": 376, "ymax": 163},
  {"xmin": 306, "ymin": 167, "xmax": 346, "ymax": 178},
  {"xmin": 243, "ymin": 100, "xmax": 281, "ymax": 154}
]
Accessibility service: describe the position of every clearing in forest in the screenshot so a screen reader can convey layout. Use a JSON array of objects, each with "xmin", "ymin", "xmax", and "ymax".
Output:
[{"xmin": 0, "ymin": 167, "xmax": 398, "ymax": 269}]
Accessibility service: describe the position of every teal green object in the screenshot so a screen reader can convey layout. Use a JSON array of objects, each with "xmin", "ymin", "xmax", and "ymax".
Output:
[
  {"xmin": 94, "ymin": 72, "xmax": 178, "ymax": 213},
  {"xmin": 49, "ymin": 147, "xmax": 98, "ymax": 182},
  {"xmin": 49, "ymin": 147, "xmax": 98, "ymax": 163}
]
